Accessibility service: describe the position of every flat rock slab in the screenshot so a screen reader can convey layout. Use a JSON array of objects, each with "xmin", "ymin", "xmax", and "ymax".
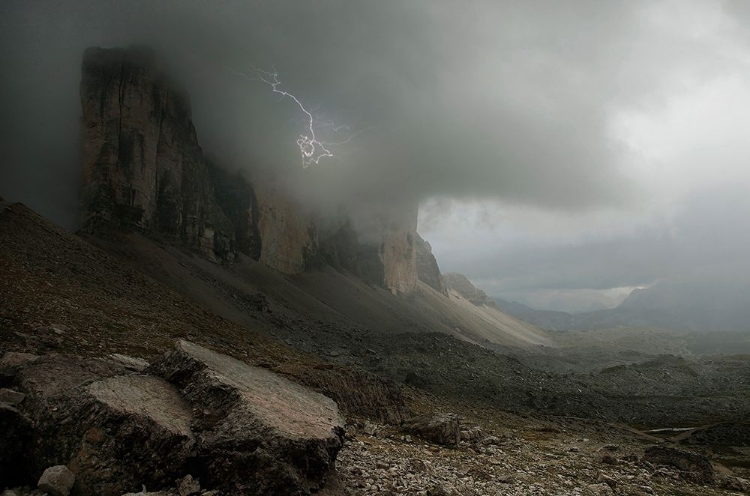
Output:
[
  {"xmin": 150, "ymin": 340, "xmax": 345, "ymax": 495},
  {"xmin": 86, "ymin": 375, "xmax": 192, "ymax": 438},
  {"xmin": 69, "ymin": 374, "xmax": 195, "ymax": 495},
  {"xmin": 4, "ymin": 356, "xmax": 194, "ymax": 496}
]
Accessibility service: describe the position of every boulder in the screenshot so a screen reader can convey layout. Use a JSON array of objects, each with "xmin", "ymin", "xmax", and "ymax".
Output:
[
  {"xmin": 642, "ymin": 445, "xmax": 715, "ymax": 484},
  {"xmin": 68, "ymin": 375, "xmax": 195, "ymax": 494},
  {"xmin": 7, "ymin": 355, "xmax": 194, "ymax": 496},
  {"xmin": 459, "ymin": 426, "xmax": 484, "ymax": 443},
  {"xmin": 0, "ymin": 388, "xmax": 25, "ymax": 405},
  {"xmin": 149, "ymin": 340, "xmax": 346, "ymax": 495},
  {"xmin": 37, "ymin": 465, "xmax": 75, "ymax": 496},
  {"xmin": 290, "ymin": 365, "xmax": 410, "ymax": 425},
  {"xmin": 415, "ymin": 233, "xmax": 448, "ymax": 296},
  {"xmin": 718, "ymin": 475, "xmax": 750, "ymax": 492},
  {"xmin": 176, "ymin": 474, "xmax": 200, "ymax": 496},
  {"xmin": 402, "ymin": 413, "xmax": 461, "ymax": 447}
]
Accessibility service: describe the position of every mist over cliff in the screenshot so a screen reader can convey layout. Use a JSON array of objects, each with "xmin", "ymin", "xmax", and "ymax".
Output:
[
  {"xmin": 3, "ymin": 1, "xmax": 750, "ymax": 314},
  {"xmin": 0, "ymin": 1, "xmax": 634, "ymax": 228}
]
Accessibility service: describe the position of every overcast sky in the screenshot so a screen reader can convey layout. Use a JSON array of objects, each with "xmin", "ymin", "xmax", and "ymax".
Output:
[{"xmin": 2, "ymin": 1, "xmax": 750, "ymax": 312}]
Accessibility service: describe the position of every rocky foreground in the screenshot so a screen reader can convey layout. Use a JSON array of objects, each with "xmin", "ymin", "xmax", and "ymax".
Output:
[
  {"xmin": 2, "ymin": 340, "xmax": 750, "ymax": 495},
  {"xmin": 1, "ymin": 341, "xmax": 344, "ymax": 495},
  {"xmin": 2, "ymin": 199, "xmax": 750, "ymax": 495}
]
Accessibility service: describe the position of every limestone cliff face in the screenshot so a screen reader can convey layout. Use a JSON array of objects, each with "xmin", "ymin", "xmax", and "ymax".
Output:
[
  {"xmin": 79, "ymin": 46, "xmax": 421, "ymax": 292},
  {"xmin": 255, "ymin": 185, "xmax": 318, "ymax": 274},
  {"xmin": 381, "ymin": 212, "xmax": 418, "ymax": 294},
  {"xmin": 206, "ymin": 161, "xmax": 262, "ymax": 261},
  {"xmin": 416, "ymin": 233, "xmax": 448, "ymax": 296},
  {"xmin": 319, "ymin": 208, "xmax": 419, "ymax": 294},
  {"xmin": 319, "ymin": 221, "xmax": 385, "ymax": 286},
  {"xmin": 80, "ymin": 46, "xmax": 234, "ymax": 261}
]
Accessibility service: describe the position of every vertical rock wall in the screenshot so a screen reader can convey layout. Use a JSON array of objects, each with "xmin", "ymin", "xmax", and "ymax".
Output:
[
  {"xmin": 416, "ymin": 233, "xmax": 448, "ymax": 296},
  {"xmin": 79, "ymin": 46, "xmax": 421, "ymax": 293},
  {"xmin": 80, "ymin": 46, "xmax": 234, "ymax": 262},
  {"xmin": 381, "ymin": 210, "xmax": 419, "ymax": 294},
  {"xmin": 255, "ymin": 185, "xmax": 319, "ymax": 274},
  {"xmin": 319, "ymin": 207, "xmax": 420, "ymax": 294}
]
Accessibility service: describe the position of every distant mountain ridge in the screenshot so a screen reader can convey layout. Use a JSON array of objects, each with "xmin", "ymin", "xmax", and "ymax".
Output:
[{"xmin": 492, "ymin": 275, "xmax": 750, "ymax": 332}]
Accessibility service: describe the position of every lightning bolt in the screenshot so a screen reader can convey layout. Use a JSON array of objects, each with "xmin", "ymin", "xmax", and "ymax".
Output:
[{"xmin": 230, "ymin": 66, "xmax": 364, "ymax": 168}]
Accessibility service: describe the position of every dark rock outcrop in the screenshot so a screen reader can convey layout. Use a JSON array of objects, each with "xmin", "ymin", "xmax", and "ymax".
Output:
[
  {"xmin": 80, "ymin": 46, "xmax": 235, "ymax": 262},
  {"xmin": 2, "ymin": 341, "xmax": 348, "ymax": 495},
  {"xmin": 206, "ymin": 160, "xmax": 262, "ymax": 261},
  {"xmin": 291, "ymin": 364, "xmax": 410, "ymax": 425},
  {"xmin": 682, "ymin": 422, "xmax": 750, "ymax": 447},
  {"xmin": 3, "ymin": 354, "xmax": 194, "ymax": 495},
  {"xmin": 402, "ymin": 413, "xmax": 461, "ymax": 447},
  {"xmin": 319, "ymin": 221, "xmax": 386, "ymax": 287},
  {"xmin": 0, "ymin": 402, "xmax": 32, "ymax": 487},
  {"xmin": 642, "ymin": 446, "xmax": 716, "ymax": 484},
  {"xmin": 148, "ymin": 340, "xmax": 346, "ymax": 495},
  {"xmin": 415, "ymin": 233, "xmax": 447, "ymax": 296}
]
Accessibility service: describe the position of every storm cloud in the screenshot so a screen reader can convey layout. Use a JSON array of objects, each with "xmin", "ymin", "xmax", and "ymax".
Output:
[{"xmin": 2, "ymin": 1, "xmax": 750, "ymax": 311}]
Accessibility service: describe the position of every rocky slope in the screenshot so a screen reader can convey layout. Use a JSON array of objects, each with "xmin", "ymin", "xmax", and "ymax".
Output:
[{"xmin": 3, "ymin": 200, "xmax": 750, "ymax": 494}]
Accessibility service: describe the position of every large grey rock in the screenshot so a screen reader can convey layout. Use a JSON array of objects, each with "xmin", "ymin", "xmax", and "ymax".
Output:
[
  {"xmin": 403, "ymin": 413, "xmax": 461, "ymax": 447},
  {"xmin": 643, "ymin": 445, "xmax": 716, "ymax": 484},
  {"xmin": 5, "ymin": 355, "xmax": 194, "ymax": 496},
  {"xmin": 68, "ymin": 374, "xmax": 195, "ymax": 495},
  {"xmin": 149, "ymin": 340, "xmax": 346, "ymax": 495},
  {"xmin": 37, "ymin": 465, "xmax": 75, "ymax": 496}
]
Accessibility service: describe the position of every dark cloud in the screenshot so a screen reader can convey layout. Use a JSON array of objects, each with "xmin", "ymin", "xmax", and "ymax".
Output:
[
  {"xmin": 427, "ymin": 187, "xmax": 750, "ymax": 312},
  {"xmin": 1, "ymin": 0, "xmax": 641, "ymax": 228}
]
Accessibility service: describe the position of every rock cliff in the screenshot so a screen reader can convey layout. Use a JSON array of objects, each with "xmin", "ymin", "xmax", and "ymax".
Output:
[
  {"xmin": 443, "ymin": 272, "xmax": 496, "ymax": 306},
  {"xmin": 318, "ymin": 208, "xmax": 420, "ymax": 294},
  {"xmin": 382, "ymin": 210, "xmax": 419, "ymax": 294},
  {"xmin": 79, "ymin": 46, "xmax": 421, "ymax": 293},
  {"xmin": 416, "ymin": 233, "xmax": 448, "ymax": 296},
  {"xmin": 255, "ymin": 184, "xmax": 319, "ymax": 274},
  {"xmin": 80, "ymin": 46, "xmax": 235, "ymax": 262}
]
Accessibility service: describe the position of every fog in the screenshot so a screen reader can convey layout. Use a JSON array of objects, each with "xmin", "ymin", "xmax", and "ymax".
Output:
[{"xmin": 2, "ymin": 1, "xmax": 750, "ymax": 312}]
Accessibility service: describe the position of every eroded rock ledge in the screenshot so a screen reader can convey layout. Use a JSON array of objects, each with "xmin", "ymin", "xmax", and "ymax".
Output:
[{"xmin": 0, "ymin": 341, "xmax": 346, "ymax": 495}]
